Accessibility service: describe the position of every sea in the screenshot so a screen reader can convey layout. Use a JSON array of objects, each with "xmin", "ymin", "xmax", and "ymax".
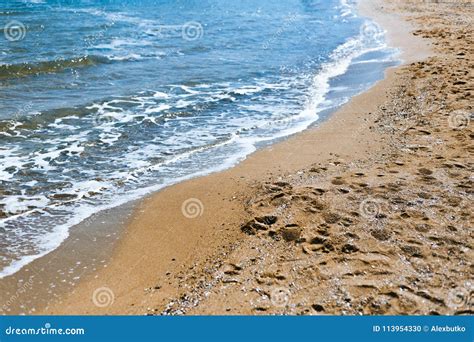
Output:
[{"xmin": 0, "ymin": 0, "xmax": 399, "ymax": 278}]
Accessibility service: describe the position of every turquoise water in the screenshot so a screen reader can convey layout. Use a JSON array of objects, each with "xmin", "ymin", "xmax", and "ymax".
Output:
[{"xmin": 0, "ymin": 0, "xmax": 398, "ymax": 277}]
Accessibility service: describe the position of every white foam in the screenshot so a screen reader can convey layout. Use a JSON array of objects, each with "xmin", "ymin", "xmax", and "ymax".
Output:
[
  {"xmin": 93, "ymin": 38, "xmax": 153, "ymax": 51},
  {"xmin": 2, "ymin": 195, "xmax": 50, "ymax": 215},
  {"xmin": 106, "ymin": 53, "xmax": 143, "ymax": 61},
  {"xmin": 0, "ymin": 17, "xmax": 398, "ymax": 279},
  {"xmin": 233, "ymin": 85, "xmax": 264, "ymax": 95},
  {"xmin": 144, "ymin": 104, "xmax": 171, "ymax": 114},
  {"xmin": 180, "ymin": 85, "xmax": 201, "ymax": 95},
  {"xmin": 64, "ymin": 8, "xmax": 154, "ymax": 26},
  {"xmin": 21, "ymin": 0, "xmax": 45, "ymax": 3},
  {"xmin": 153, "ymin": 91, "xmax": 169, "ymax": 99},
  {"xmin": 337, "ymin": 0, "xmax": 357, "ymax": 19},
  {"xmin": 99, "ymin": 132, "xmax": 122, "ymax": 145}
]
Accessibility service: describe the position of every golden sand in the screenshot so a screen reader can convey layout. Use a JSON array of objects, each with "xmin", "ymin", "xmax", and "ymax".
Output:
[{"xmin": 38, "ymin": 0, "xmax": 473, "ymax": 315}]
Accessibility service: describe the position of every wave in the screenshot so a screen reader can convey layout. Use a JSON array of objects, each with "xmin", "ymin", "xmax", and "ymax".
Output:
[
  {"xmin": 0, "ymin": 85, "xmax": 253, "ymax": 135},
  {"xmin": 337, "ymin": 0, "xmax": 357, "ymax": 19},
  {"xmin": 0, "ymin": 18, "xmax": 399, "ymax": 279},
  {"xmin": 0, "ymin": 55, "xmax": 110, "ymax": 79}
]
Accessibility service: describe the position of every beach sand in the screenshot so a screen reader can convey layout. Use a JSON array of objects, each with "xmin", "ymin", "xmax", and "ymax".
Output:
[{"xmin": 33, "ymin": 0, "xmax": 472, "ymax": 315}]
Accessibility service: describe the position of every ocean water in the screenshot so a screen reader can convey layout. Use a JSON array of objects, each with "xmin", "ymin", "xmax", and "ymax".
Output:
[{"xmin": 0, "ymin": 0, "xmax": 399, "ymax": 277}]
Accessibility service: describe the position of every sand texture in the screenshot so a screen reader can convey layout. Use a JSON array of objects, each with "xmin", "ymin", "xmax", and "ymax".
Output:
[
  {"xmin": 36, "ymin": 0, "xmax": 473, "ymax": 315},
  {"xmin": 168, "ymin": 1, "xmax": 474, "ymax": 315}
]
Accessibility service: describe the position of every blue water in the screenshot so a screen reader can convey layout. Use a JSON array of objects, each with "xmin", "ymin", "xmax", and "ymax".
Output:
[{"xmin": 0, "ymin": 0, "xmax": 398, "ymax": 277}]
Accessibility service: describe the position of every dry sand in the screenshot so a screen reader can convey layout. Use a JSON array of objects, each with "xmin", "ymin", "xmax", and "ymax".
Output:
[{"xmin": 36, "ymin": 0, "xmax": 473, "ymax": 315}]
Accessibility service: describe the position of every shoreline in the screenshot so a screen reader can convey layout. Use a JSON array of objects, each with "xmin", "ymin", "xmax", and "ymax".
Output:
[
  {"xmin": 3, "ymin": 0, "xmax": 472, "ymax": 316},
  {"xmin": 0, "ymin": 1, "xmax": 396, "ymax": 314},
  {"xmin": 36, "ymin": 0, "xmax": 439, "ymax": 315},
  {"xmin": 0, "ymin": 1, "xmax": 394, "ymax": 281},
  {"xmin": 0, "ymin": 0, "xmax": 396, "ymax": 283}
]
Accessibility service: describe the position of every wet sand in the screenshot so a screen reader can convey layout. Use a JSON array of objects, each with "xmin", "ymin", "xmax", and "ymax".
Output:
[{"xmin": 3, "ymin": 0, "xmax": 472, "ymax": 315}]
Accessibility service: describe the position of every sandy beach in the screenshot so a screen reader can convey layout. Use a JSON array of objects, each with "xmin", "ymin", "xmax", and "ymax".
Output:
[{"xmin": 2, "ymin": 0, "xmax": 471, "ymax": 315}]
